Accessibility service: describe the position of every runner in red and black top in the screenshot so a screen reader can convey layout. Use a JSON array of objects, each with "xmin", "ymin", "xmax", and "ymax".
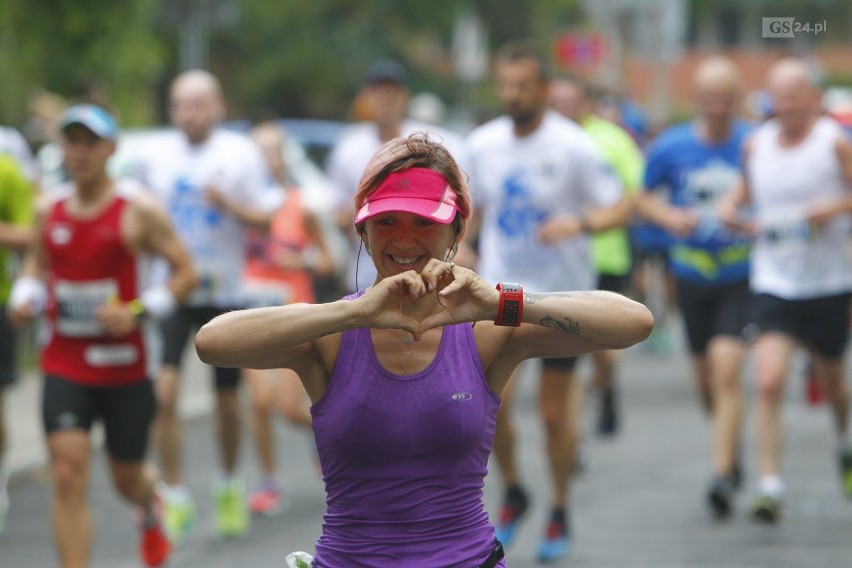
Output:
[
  {"xmin": 41, "ymin": 190, "xmax": 148, "ymax": 384},
  {"xmin": 8, "ymin": 103, "xmax": 197, "ymax": 568}
]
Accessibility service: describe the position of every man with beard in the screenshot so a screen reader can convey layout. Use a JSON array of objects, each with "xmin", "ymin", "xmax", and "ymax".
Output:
[{"xmin": 461, "ymin": 39, "xmax": 628, "ymax": 562}]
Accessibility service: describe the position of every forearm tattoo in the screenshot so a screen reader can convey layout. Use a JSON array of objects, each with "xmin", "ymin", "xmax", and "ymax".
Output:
[
  {"xmin": 541, "ymin": 315, "xmax": 580, "ymax": 336},
  {"xmin": 527, "ymin": 291, "xmax": 598, "ymax": 338}
]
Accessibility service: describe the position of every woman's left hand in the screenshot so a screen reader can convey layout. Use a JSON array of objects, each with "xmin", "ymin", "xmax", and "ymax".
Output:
[{"xmin": 419, "ymin": 259, "xmax": 499, "ymax": 333}]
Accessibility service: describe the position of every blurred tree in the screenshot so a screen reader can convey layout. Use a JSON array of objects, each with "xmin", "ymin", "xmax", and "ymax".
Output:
[
  {"xmin": 471, "ymin": 0, "xmax": 534, "ymax": 47},
  {"xmin": 0, "ymin": 0, "xmax": 166, "ymax": 127},
  {"xmin": 209, "ymin": 0, "xmax": 461, "ymax": 120},
  {"xmin": 3, "ymin": 0, "xmax": 852, "ymax": 130},
  {"xmin": 0, "ymin": 0, "xmax": 586, "ymax": 126},
  {"xmin": 207, "ymin": 0, "xmax": 585, "ymax": 121}
]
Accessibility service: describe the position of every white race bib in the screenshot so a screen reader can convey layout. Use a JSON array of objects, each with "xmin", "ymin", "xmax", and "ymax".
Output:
[
  {"xmin": 84, "ymin": 344, "xmax": 140, "ymax": 367},
  {"xmin": 760, "ymin": 211, "xmax": 816, "ymax": 251},
  {"xmin": 55, "ymin": 279, "xmax": 118, "ymax": 337}
]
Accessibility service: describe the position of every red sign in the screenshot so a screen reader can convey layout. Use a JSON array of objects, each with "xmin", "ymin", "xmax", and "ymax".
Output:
[{"xmin": 554, "ymin": 32, "xmax": 608, "ymax": 68}]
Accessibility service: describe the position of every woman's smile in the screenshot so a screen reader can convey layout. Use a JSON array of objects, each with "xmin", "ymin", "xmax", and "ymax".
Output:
[{"xmin": 388, "ymin": 254, "xmax": 423, "ymax": 268}]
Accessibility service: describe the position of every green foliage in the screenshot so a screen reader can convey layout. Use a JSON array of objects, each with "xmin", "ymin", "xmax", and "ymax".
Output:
[
  {"xmin": 212, "ymin": 0, "xmax": 462, "ymax": 120},
  {"xmin": 0, "ymin": 0, "xmax": 583, "ymax": 127},
  {"xmin": 0, "ymin": 0, "xmax": 166, "ymax": 127},
  {"xmin": 11, "ymin": 0, "xmax": 850, "ymax": 133}
]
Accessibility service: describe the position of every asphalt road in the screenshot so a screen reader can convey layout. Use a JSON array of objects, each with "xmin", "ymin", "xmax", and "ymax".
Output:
[{"xmin": 4, "ymin": 321, "xmax": 852, "ymax": 567}]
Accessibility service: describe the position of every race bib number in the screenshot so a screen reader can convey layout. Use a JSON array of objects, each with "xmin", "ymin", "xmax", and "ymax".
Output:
[
  {"xmin": 760, "ymin": 214, "xmax": 816, "ymax": 249},
  {"xmin": 55, "ymin": 279, "xmax": 118, "ymax": 337}
]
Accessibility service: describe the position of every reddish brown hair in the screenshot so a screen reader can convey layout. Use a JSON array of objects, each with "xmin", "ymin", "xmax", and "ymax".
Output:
[{"xmin": 353, "ymin": 132, "xmax": 472, "ymax": 233}]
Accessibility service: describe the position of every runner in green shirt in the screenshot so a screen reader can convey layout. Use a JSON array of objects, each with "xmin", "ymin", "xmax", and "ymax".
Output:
[
  {"xmin": 0, "ymin": 153, "xmax": 35, "ymax": 532},
  {"xmin": 551, "ymin": 75, "xmax": 644, "ymax": 437}
]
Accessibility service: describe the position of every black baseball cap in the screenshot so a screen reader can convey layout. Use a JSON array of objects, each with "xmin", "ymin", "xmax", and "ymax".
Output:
[{"xmin": 364, "ymin": 58, "xmax": 409, "ymax": 86}]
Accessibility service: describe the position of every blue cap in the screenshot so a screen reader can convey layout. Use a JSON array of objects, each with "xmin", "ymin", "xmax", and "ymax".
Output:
[{"xmin": 59, "ymin": 104, "xmax": 118, "ymax": 140}]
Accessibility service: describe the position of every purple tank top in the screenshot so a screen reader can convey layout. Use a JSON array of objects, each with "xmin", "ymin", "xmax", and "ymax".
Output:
[{"xmin": 311, "ymin": 304, "xmax": 503, "ymax": 567}]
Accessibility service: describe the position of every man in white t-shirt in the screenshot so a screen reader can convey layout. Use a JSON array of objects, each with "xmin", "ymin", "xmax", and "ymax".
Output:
[
  {"xmin": 462, "ymin": 39, "xmax": 628, "ymax": 563},
  {"xmin": 140, "ymin": 70, "xmax": 279, "ymax": 543},
  {"xmin": 720, "ymin": 58, "xmax": 852, "ymax": 525},
  {"xmin": 326, "ymin": 58, "xmax": 462, "ymax": 291}
]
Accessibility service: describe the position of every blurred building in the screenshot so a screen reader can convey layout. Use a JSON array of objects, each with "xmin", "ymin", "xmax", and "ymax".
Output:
[{"xmin": 575, "ymin": 0, "xmax": 852, "ymax": 128}]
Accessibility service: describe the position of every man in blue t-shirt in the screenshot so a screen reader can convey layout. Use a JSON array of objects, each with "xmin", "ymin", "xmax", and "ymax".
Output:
[{"xmin": 636, "ymin": 56, "xmax": 752, "ymax": 520}]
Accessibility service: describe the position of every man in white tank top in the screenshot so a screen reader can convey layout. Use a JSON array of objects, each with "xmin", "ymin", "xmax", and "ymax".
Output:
[{"xmin": 720, "ymin": 58, "xmax": 852, "ymax": 524}]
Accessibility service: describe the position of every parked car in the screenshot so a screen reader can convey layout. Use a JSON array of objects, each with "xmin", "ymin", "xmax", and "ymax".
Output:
[{"xmin": 278, "ymin": 118, "xmax": 347, "ymax": 169}]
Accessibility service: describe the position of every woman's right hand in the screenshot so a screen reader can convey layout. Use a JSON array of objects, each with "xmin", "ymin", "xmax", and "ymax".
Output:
[
  {"xmin": 355, "ymin": 269, "xmax": 430, "ymax": 338},
  {"xmin": 419, "ymin": 260, "xmax": 500, "ymax": 333}
]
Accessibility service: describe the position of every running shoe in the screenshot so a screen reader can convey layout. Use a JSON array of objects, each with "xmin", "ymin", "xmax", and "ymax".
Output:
[
  {"xmin": 163, "ymin": 490, "xmax": 196, "ymax": 545},
  {"xmin": 707, "ymin": 476, "xmax": 735, "ymax": 519},
  {"xmin": 248, "ymin": 484, "xmax": 285, "ymax": 517},
  {"xmin": 597, "ymin": 387, "xmax": 619, "ymax": 437},
  {"xmin": 215, "ymin": 479, "xmax": 250, "ymax": 537},
  {"xmin": 537, "ymin": 510, "xmax": 570, "ymax": 563},
  {"xmin": 730, "ymin": 456, "xmax": 744, "ymax": 490},
  {"xmin": 647, "ymin": 327, "xmax": 672, "ymax": 355},
  {"xmin": 138, "ymin": 492, "xmax": 171, "ymax": 567},
  {"xmin": 750, "ymin": 493, "xmax": 782, "ymax": 524},
  {"xmin": 494, "ymin": 486, "xmax": 529, "ymax": 549},
  {"xmin": 838, "ymin": 448, "xmax": 852, "ymax": 498}
]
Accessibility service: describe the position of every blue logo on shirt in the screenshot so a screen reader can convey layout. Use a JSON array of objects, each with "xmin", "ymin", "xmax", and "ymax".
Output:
[
  {"xmin": 171, "ymin": 175, "xmax": 223, "ymax": 233},
  {"xmin": 497, "ymin": 170, "xmax": 548, "ymax": 239}
]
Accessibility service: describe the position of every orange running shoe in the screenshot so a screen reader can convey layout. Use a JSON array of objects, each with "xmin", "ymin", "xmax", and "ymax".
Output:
[
  {"xmin": 248, "ymin": 485, "xmax": 284, "ymax": 517},
  {"xmin": 139, "ymin": 492, "xmax": 171, "ymax": 567}
]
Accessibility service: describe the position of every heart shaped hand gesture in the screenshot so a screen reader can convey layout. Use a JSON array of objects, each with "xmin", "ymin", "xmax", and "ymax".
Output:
[{"xmin": 356, "ymin": 259, "xmax": 500, "ymax": 341}]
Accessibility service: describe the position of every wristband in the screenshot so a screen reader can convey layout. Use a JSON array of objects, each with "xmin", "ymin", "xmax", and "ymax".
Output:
[
  {"xmin": 495, "ymin": 282, "xmax": 523, "ymax": 327},
  {"xmin": 8, "ymin": 276, "xmax": 47, "ymax": 315},
  {"xmin": 579, "ymin": 215, "xmax": 591, "ymax": 233},
  {"xmin": 139, "ymin": 286, "xmax": 177, "ymax": 320},
  {"xmin": 127, "ymin": 298, "xmax": 146, "ymax": 321}
]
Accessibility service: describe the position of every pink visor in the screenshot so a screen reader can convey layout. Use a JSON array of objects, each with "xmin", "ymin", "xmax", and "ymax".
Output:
[{"xmin": 354, "ymin": 168, "xmax": 465, "ymax": 225}]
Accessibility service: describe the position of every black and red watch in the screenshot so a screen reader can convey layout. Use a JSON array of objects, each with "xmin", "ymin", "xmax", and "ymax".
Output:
[{"xmin": 495, "ymin": 282, "xmax": 524, "ymax": 327}]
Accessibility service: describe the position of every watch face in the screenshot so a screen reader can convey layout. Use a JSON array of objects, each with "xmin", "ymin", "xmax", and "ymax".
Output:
[
  {"xmin": 497, "ymin": 282, "xmax": 523, "ymax": 326},
  {"xmin": 502, "ymin": 300, "xmax": 520, "ymax": 321}
]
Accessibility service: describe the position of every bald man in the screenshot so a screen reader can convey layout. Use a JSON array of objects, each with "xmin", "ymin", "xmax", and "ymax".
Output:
[
  {"xmin": 140, "ymin": 69, "xmax": 279, "ymax": 542},
  {"xmin": 721, "ymin": 57, "xmax": 852, "ymax": 524},
  {"xmin": 636, "ymin": 56, "xmax": 753, "ymax": 519}
]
